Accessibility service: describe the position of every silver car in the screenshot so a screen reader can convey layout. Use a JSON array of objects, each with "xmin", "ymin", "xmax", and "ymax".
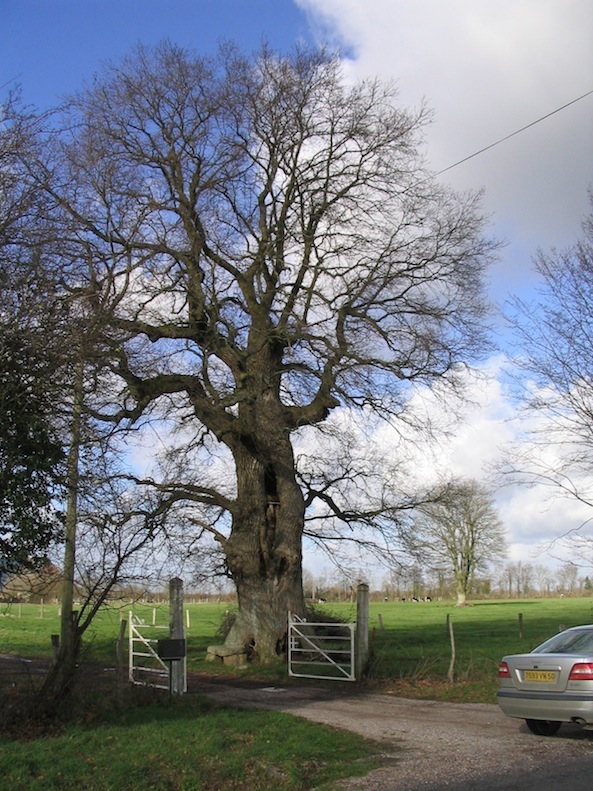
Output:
[{"xmin": 497, "ymin": 624, "xmax": 593, "ymax": 736}]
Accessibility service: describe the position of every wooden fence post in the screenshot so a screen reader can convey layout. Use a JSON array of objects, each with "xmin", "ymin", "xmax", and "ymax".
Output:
[
  {"xmin": 169, "ymin": 577, "xmax": 186, "ymax": 695},
  {"xmin": 356, "ymin": 583, "xmax": 369, "ymax": 679}
]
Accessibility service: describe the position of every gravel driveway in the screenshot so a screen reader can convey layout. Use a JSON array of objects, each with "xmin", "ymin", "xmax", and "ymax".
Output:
[{"xmin": 190, "ymin": 676, "xmax": 593, "ymax": 790}]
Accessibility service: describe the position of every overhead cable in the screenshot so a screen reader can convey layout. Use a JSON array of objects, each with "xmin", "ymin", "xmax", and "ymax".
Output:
[{"xmin": 437, "ymin": 88, "xmax": 593, "ymax": 176}]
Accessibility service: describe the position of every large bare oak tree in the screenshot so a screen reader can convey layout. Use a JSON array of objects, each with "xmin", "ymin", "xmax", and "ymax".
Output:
[{"xmin": 30, "ymin": 43, "xmax": 495, "ymax": 661}]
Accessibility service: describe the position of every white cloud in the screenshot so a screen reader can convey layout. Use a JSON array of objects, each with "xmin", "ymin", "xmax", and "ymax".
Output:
[
  {"xmin": 298, "ymin": 0, "xmax": 593, "ymax": 299},
  {"xmin": 500, "ymin": 487, "xmax": 593, "ymax": 568},
  {"xmin": 299, "ymin": 351, "xmax": 593, "ymax": 576}
]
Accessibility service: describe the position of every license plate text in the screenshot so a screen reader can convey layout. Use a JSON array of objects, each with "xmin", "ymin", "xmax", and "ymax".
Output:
[{"xmin": 524, "ymin": 670, "xmax": 557, "ymax": 683}]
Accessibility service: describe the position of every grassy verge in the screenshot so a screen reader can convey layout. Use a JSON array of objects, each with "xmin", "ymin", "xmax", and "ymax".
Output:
[
  {"xmin": 0, "ymin": 602, "xmax": 393, "ymax": 789},
  {"xmin": 0, "ymin": 693, "xmax": 389, "ymax": 790}
]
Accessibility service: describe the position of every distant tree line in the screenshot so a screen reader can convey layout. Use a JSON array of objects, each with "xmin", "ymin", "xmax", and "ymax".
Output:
[{"xmin": 301, "ymin": 560, "xmax": 593, "ymax": 603}]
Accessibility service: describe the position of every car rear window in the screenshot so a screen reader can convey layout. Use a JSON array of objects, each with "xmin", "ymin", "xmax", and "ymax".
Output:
[{"xmin": 533, "ymin": 629, "xmax": 593, "ymax": 654}]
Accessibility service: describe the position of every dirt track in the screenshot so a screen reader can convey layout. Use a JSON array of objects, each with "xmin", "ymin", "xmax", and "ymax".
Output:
[{"xmin": 190, "ymin": 675, "xmax": 593, "ymax": 790}]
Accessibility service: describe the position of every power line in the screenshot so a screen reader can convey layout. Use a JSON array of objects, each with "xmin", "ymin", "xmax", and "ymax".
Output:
[
  {"xmin": 437, "ymin": 88, "xmax": 593, "ymax": 176},
  {"xmin": 0, "ymin": 74, "xmax": 24, "ymax": 93}
]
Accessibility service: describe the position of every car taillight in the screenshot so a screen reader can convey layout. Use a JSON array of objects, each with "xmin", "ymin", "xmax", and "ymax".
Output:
[
  {"xmin": 498, "ymin": 661, "xmax": 511, "ymax": 678},
  {"xmin": 569, "ymin": 663, "xmax": 593, "ymax": 681}
]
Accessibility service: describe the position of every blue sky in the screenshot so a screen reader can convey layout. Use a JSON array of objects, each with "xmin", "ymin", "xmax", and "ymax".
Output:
[
  {"xmin": 2, "ymin": 1, "xmax": 312, "ymax": 109},
  {"xmin": 3, "ymin": 0, "xmax": 591, "ymax": 292},
  {"xmin": 3, "ymin": 0, "xmax": 593, "ymax": 570}
]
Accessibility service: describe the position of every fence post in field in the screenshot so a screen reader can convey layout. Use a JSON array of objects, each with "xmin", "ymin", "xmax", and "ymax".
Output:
[
  {"xmin": 356, "ymin": 583, "xmax": 369, "ymax": 679},
  {"xmin": 169, "ymin": 577, "xmax": 186, "ymax": 695},
  {"xmin": 447, "ymin": 618, "xmax": 456, "ymax": 685},
  {"xmin": 115, "ymin": 618, "xmax": 127, "ymax": 702},
  {"xmin": 518, "ymin": 612, "xmax": 523, "ymax": 639}
]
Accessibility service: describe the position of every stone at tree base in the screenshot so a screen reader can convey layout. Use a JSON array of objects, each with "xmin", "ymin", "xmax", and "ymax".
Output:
[{"xmin": 206, "ymin": 645, "xmax": 248, "ymax": 666}]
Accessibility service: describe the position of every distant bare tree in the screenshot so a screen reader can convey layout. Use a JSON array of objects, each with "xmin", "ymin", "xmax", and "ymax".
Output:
[
  {"xmin": 556, "ymin": 561, "xmax": 580, "ymax": 596},
  {"xmin": 502, "ymin": 560, "xmax": 535, "ymax": 598},
  {"xmin": 411, "ymin": 479, "xmax": 507, "ymax": 605},
  {"xmin": 533, "ymin": 563, "xmax": 554, "ymax": 597}
]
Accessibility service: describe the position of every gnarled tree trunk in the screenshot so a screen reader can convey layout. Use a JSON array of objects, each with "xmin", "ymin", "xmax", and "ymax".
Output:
[{"xmin": 222, "ymin": 401, "xmax": 306, "ymax": 662}]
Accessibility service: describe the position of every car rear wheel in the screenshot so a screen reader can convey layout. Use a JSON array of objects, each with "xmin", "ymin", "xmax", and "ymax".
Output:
[{"xmin": 525, "ymin": 719, "xmax": 562, "ymax": 736}]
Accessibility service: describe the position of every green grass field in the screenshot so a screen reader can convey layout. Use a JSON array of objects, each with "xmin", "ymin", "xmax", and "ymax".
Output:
[
  {"xmin": 359, "ymin": 597, "xmax": 593, "ymax": 701},
  {"xmin": 0, "ymin": 600, "xmax": 390, "ymax": 790},
  {"xmin": 2, "ymin": 596, "xmax": 593, "ymax": 697}
]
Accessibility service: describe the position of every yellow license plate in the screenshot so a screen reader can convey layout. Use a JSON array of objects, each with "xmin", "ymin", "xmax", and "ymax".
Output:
[{"xmin": 524, "ymin": 670, "xmax": 557, "ymax": 683}]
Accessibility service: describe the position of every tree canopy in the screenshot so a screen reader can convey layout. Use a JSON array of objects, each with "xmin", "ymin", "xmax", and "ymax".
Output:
[
  {"xmin": 0, "ymin": 328, "xmax": 65, "ymax": 569},
  {"xmin": 0, "ymin": 96, "xmax": 65, "ymax": 571}
]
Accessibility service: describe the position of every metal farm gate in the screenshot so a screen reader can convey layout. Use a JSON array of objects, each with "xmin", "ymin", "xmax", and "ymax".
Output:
[
  {"xmin": 128, "ymin": 611, "xmax": 187, "ymax": 692},
  {"xmin": 128, "ymin": 612, "xmax": 169, "ymax": 689},
  {"xmin": 288, "ymin": 612, "xmax": 356, "ymax": 681}
]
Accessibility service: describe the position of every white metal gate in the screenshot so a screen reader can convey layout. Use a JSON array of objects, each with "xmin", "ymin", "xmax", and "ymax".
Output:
[
  {"xmin": 128, "ymin": 611, "xmax": 187, "ymax": 691},
  {"xmin": 288, "ymin": 612, "xmax": 356, "ymax": 681}
]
